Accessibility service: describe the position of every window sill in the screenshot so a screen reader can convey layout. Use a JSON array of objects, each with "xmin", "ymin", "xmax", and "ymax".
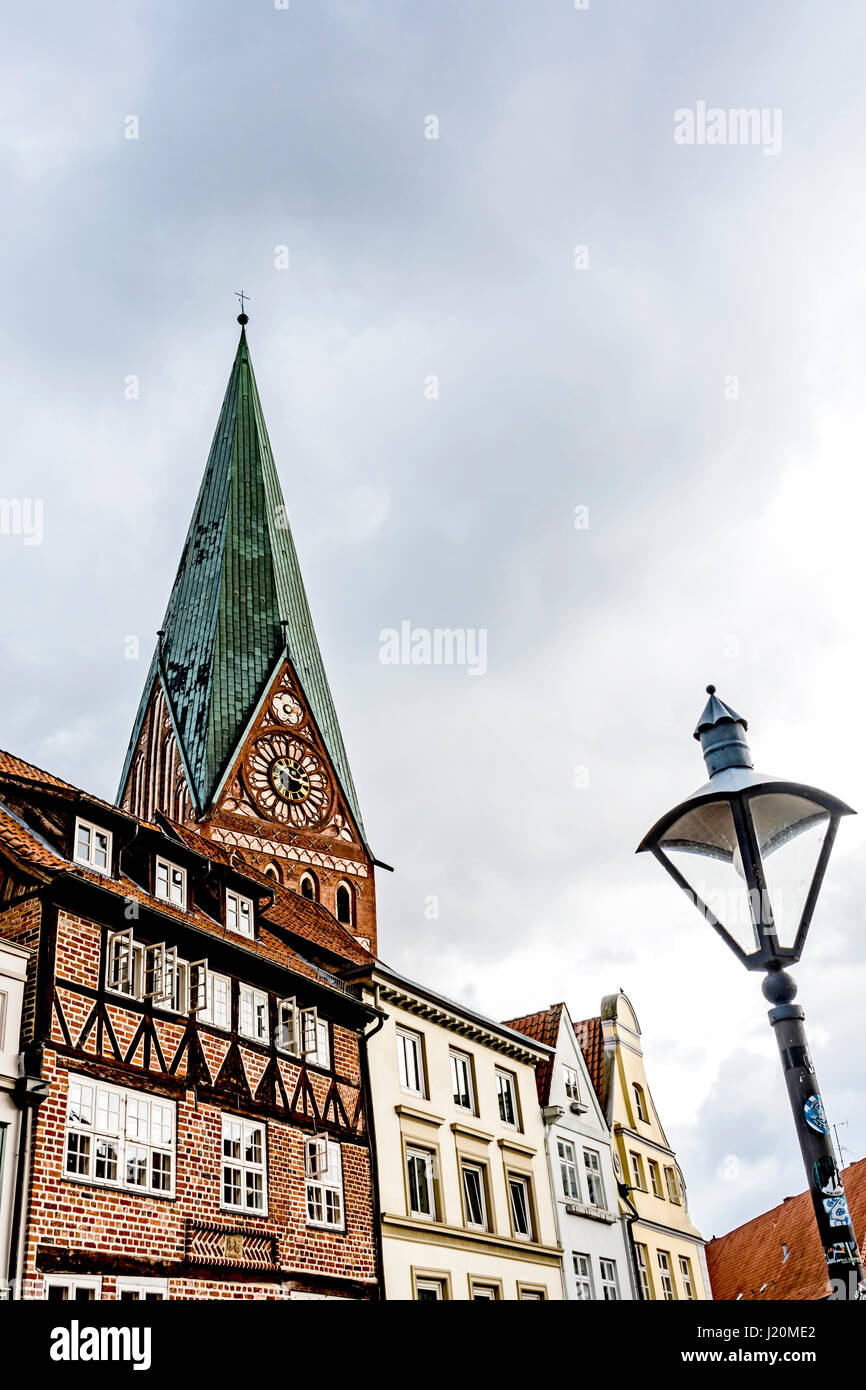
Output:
[
  {"xmin": 62, "ymin": 1173, "xmax": 176, "ymax": 1202},
  {"xmin": 395, "ymin": 1103, "xmax": 445, "ymax": 1128}
]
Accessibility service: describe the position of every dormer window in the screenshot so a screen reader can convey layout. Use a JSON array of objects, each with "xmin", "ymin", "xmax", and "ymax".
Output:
[
  {"xmin": 300, "ymin": 871, "xmax": 318, "ymax": 902},
  {"xmin": 74, "ymin": 818, "xmax": 112, "ymax": 875},
  {"xmin": 155, "ymin": 857, "xmax": 187, "ymax": 910},
  {"xmin": 335, "ymin": 881, "xmax": 353, "ymax": 927},
  {"xmin": 226, "ymin": 889, "xmax": 254, "ymax": 939}
]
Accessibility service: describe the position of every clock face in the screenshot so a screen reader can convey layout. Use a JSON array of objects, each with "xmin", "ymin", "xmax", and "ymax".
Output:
[
  {"xmin": 270, "ymin": 756, "xmax": 310, "ymax": 803},
  {"xmin": 246, "ymin": 733, "xmax": 331, "ymax": 826}
]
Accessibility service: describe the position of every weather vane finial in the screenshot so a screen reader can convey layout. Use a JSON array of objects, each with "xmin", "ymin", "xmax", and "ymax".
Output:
[{"xmin": 235, "ymin": 290, "xmax": 249, "ymax": 326}]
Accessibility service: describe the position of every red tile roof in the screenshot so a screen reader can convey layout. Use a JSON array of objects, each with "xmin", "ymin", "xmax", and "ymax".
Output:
[
  {"xmin": 706, "ymin": 1156, "xmax": 866, "ymax": 1300},
  {"xmin": 162, "ymin": 818, "xmax": 373, "ymax": 967},
  {"xmin": 502, "ymin": 1004, "xmax": 563, "ymax": 1104},
  {"xmin": 574, "ymin": 1015, "xmax": 605, "ymax": 1107},
  {"xmin": 0, "ymin": 750, "xmax": 371, "ymax": 983}
]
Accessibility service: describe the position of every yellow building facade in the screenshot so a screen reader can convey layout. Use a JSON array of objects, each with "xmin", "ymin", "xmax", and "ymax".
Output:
[
  {"xmin": 350, "ymin": 963, "xmax": 564, "ymax": 1300},
  {"xmin": 588, "ymin": 992, "xmax": 710, "ymax": 1301}
]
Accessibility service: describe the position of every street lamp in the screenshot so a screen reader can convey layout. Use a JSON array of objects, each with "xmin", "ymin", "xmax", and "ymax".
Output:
[{"xmin": 637, "ymin": 686, "xmax": 865, "ymax": 1300}]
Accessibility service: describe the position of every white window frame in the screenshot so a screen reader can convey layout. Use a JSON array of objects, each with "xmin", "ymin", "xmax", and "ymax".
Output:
[
  {"xmin": 310, "ymin": 1015, "xmax": 330, "ymax": 1069},
  {"xmin": 64, "ymin": 1075, "xmax": 175, "ymax": 1197},
  {"xmin": 200, "ymin": 971, "xmax": 231, "ymax": 1030},
  {"xmin": 155, "ymin": 857, "xmax": 187, "ymax": 910},
  {"xmin": 107, "ymin": 929, "xmax": 135, "ymax": 995},
  {"xmin": 74, "ymin": 818, "xmax": 112, "ymax": 875},
  {"xmin": 276, "ymin": 996, "xmax": 297, "ymax": 1053},
  {"xmin": 226, "ymin": 889, "xmax": 254, "ymax": 939},
  {"xmin": 664, "ymin": 1165, "xmax": 683, "ymax": 1205},
  {"xmin": 678, "ymin": 1255, "xmax": 696, "ymax": 1300},
  {"xmin": 633, "ymin": 1083, "xmax": 648, "ymax": 1122},
  {"xmin": 507, "ymin": 1172, "xmax": 533, "ymax": 1241},
  {"xmin": 396, "ymin": 1028, "xmax": 425, "ymax": 1097},
  {"xmin": 450, "ymin": 1048, "xmax": 475, "ymax": 1112},
  {"xmin": 221, "ymin": 1114, "xmax": 267, "ymax": 1215},
  {"xmin": 657, "ymin": 1250, "xmax": 676, "ymax": 1301},
  {"xmin": 496, "ymin": 1068, "xmax": 519, "ymax": 1129},
  {"xmin": 563, "ymin": 1065, "xmax": 580, "ymax": 1102},
  {"xmin": 557, "ymin": 1138, "xmax": 580, "ymax": 1200},
  {"xmin": 305, "ymin": 1138, "xmax": 344, "ymax": 1230},
  {"xmin": 115, "ymin": 1277, "xmax": 169, "ymax": 1301},
  {"xmin": 600, "ymin": 1258, "xmax": 620, "ymax": 1300},
  {"xmin": 44, "ymin": 1275, "xmax": 102, "ymax": 1301},
  {"xmin": 573, "ymin": 1252, "xmax": 594, "ymax": 1300},
  {"xmin": 636, "ymin": 1243, "xmax": 653, "ymax": 1299},
  {"xmin": 460, "ymin": 1161, "xmax": 489, "ymax": 1231},
  {"xmin": 648, "ymin": 1158, "xmax": 664, "ymax": 1199},
  {"xmin": 583, "ymin": 1147, "xmax": 606, "ymax": 1207},
  {"xmin": 406, "ymin": 1146, "xmax": 437, "ymax": 1221},
  {"xmin": 414, "ymin": 1277, "xmax": 446, "ymax": 1301},
  {"xmin": 239, "ymin": 985, "xmax": 269, "ymax": 1043},
  {"xmin": 629, "ymin": 1150, "xmax": 646, "ymax": 1192}
]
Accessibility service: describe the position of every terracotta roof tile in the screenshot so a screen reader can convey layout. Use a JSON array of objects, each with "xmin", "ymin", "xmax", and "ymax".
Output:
[
  {"xmin": 0, "ymin": 804, "xmax": 66, "ymax": 874},
  {"xmin": 162, "ymin": 818, "xmax": 373, "ymax": 967},
  {"xmin": 706, "ymin": 1156, "xmax": 866, "ymax": 1300},
  {"xmin": 502, "ymin": 1004, "xmax": 564, "ymax": 1104},
  {"xmin": 574, "ymin": 1016, "xmax": 605, "ymax": 1106}
]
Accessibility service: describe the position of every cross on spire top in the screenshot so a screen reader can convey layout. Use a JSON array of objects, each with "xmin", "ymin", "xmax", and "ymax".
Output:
[{"xmin": 235, "ymin": 290, "xmax": 249, "ymax": 325}]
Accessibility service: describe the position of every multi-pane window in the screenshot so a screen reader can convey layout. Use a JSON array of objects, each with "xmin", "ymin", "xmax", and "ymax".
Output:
[
  {"xmin": 226, "ymin": 890, "xmax": 253, "ymax": 938},
  {"xmin": 633, "ymin": 1083, "xmax": 648, "ymax": 1122},
  {"xmin": 116, "ymin": 1279, "xmax": 168, "ymax": 1301},
  {"xmin": 636, "ymin": 1243, "xmax": 653, "ymax": 1299},
  {"xmin": 664, "ymin": 1166, "xmax": 683, "ymax": 1204},
  {"xmin": 496, "ymin": 1069, "xmax": 519, "ymax": 1128},
  {"xmin": 573, "ymin": 1253, "xmax": 594, "ymax": 1300},
  {"xmin": 305, "ymin": 1138, "xmax": 344, "ymax": 1229},
  {"xmin": 310, "ymin": 1017, "xmax": 330, "ymax": 1068},
  {"xmin": 460, "ymin": 1163, "xmax": 488, "ymax": 1230},
  {"xmin": 600, "ymin": 1259, "xmax": 620, "ymax": 1300},
  {"xmin": 275, "ymin": 999, "xmax": 321, "ymax": 1060},
  {"xmin": 239, "ymin": 985, "xmax": 269, "ymax": 1043},
  {"xmin": 396, "ymin": 1028, "xmax": 425, "ymax": 1096},
  {"xmin": 450, "ymin": 1050, "xmax": 475, "ymax": 1111},
  {"xmin": 583, "ymin": 1148, "xmax": 606, "ymax": 1207},
  {"xmin": 65, "ymin": 1076, "xmax": 175, "ymax": 1197},
  {"xmin": 199, "ymin": 972, "xmax": 231, "ymax": 1030},
  {"xmin": 657, "ymin": 1251, "xmax": 676, "ymax": 1301},
  {"xmin": 679, "ymin": 1255, "xmax": 696, "ymax": 1300},
  {"xmin": 563, "ymin": 1065, "xmax": 580, "ymax": 1102},
  {"xmin": 507, "ymin": 1173, "xmax": 532, "ymax": 1240},
  {"xmin": 155, "ymin": 857, "xmax": 186, "ymax": 909},
  {"xmin": 406, "ymin": 1147, "xmax": 437, "ymax": 1220},
  {"xmin": 221, "ymin": 1115, "xmax": 266, "ymax": 1214},
  {"xmin": 557, "ymin": 1138, "xmax": 580, "ymax": 1199},
  {"xmin": 105, "ymin": 931, "xmax": 206, "ymax": 1015},
  {"xmin": 74, "ymin": 819, "xmax": 111, "ymax": 874},
  {"xmin": 470, "ymin": 1283, "xmax": 499, "ymax": 1300},
  {"xmin": 629, "ymin": 1151, "xmax": 646, "ymax": 1191},
  {"xmin": 415, "ymin": 1277, "xmax": 446, "ymax": 1300},
  {"xmin": 44, "ymin": 1276, "xmax": 101, "ymax": 1301},
  {"xmin": 648, "ymin": 1158, "xmax": 664, "ymax": 1198}
]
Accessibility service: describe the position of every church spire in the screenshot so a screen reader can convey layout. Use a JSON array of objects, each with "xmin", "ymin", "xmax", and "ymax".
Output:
[{"xmin": 118, "ymin": 319, "xmax": 365, "ymax": 840}]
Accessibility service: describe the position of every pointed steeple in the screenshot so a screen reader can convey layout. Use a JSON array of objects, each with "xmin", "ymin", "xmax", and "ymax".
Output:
[{"xmin": 118, "ymin": 320, "xmax": 365, "ymax": 836}]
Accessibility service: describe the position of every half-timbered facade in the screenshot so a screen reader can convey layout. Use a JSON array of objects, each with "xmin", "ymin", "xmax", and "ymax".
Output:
[{"xmin": 0, "ymin": 752, "xmax": 380, "ymax": 1300}]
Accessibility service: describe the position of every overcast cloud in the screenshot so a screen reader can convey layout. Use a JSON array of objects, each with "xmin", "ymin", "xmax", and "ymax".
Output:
[{"xmin": 2, "ymin": 0, "xmax": 866, "ymax": 1241}]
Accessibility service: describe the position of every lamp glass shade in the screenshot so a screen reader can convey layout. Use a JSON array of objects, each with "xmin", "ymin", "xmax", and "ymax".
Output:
[
  {"xmin": 749, "ymin": 793, "xmax": 831, "ymax": 950},
  {"xmin": 658, "ymin": 801, "xmax": 760, "ymax": 956}
]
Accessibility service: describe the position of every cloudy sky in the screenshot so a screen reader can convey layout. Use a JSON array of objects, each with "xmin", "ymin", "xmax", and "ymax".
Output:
[{"xmin": 3, "ymin": 0, "xmax": 866, "ymax": 1243}]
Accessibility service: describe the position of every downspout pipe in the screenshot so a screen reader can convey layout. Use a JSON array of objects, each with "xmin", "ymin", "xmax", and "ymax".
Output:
[
  {"xmin": 618, "ymin": 1182, "xmax": 643, "ymax": 1301},
  {"xmin": 540, "ymin": 1107, "xmax": 569, "ymax": 1302}
]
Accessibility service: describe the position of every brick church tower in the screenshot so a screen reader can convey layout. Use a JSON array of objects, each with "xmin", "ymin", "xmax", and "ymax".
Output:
[{"xmin": 118, "ymin": 314, "xmax": 379, "ymax": 954}]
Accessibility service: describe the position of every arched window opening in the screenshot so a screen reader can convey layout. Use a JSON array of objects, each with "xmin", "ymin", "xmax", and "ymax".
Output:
[
  {"xmin": 299, "ymin": 871, "xmax": 318, "ymax": 902},
  {"xmin": 633, "ymin": 1083, "xmax": 648, "ymax": 1124},
  {"xmin": 264, "ymin": 862, "xmax": 281, "ymax": 884},
  {"xmin": 336, "ymin": 881, "xmax": 353, "ymax": 927}
]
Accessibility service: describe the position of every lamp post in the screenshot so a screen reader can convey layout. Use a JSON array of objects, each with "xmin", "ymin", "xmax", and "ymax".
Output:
[{"xmin": 637, "ymin": 686, "xmax": 865, "ymax": 1300}]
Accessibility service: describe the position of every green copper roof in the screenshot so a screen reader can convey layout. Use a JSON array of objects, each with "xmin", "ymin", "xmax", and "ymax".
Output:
[{"xmin": 118, "ymin": 327, "xmax": 365, "ymax": 836}]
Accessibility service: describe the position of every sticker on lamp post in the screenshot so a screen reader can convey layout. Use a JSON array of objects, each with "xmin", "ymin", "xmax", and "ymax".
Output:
[{"xmin": 804, "ymin": 1094, "xmax": 829, "ymax": 1134}]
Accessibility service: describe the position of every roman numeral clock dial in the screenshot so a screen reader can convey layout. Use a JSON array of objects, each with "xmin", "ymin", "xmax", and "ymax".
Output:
[{"xmin": 245, "ymin": 733, "xmax": 332, "ymax": 826}]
